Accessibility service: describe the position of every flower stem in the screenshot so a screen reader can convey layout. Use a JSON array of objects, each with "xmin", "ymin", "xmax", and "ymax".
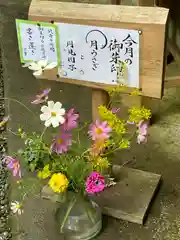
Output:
[
  {"xmin": 40, "ymin": 127, "xmax": 47, "ymax": 140},
  {"xmin": 75, "ymin": 121, "xmax": 90, "ymax": 132},
  {"xmin": 101, "ymin": 147, "xmax": 119, "ymax": 157},
  {"xmin": 7, "ymin": 128, "xmax": 19, "ymax": 136},
  {"xmin": 0, "ymin": 97, "xmax": 38, "ymax": 118},
  {"xmin": 84, "ymin": 201, "xmax": 96, "ymax": 224},
  {"xmin": 60, "ymin": 197, "xmax": 76, "ymax": 232},
  {"xmin": 12, "ymin": 215, "xmax": 26, "ymax": 237}
]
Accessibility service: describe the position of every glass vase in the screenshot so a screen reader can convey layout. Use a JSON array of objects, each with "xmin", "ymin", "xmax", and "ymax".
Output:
[{"xmin": 55, "ymin": 192, "xmax": 102, "ymax": 240}]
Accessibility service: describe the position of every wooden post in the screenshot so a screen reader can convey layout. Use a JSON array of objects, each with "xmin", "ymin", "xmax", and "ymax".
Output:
[{"xmin": 92, "ymin": 89, "xmax": 110, "ymax": 122}]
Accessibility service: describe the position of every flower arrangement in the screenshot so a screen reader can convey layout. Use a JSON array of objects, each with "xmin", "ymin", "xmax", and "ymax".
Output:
[{"xmin": 2, "ymin": 60, "xmax": 151, "ymax": 236}]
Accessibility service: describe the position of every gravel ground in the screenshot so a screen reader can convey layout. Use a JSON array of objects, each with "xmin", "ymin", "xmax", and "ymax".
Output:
[{"xmin": 0, "ymin": 48, "xmax": 11, "ymax": 239}]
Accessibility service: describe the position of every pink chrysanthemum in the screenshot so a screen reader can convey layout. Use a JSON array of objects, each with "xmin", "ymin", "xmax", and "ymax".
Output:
[
  {"xmin": 62, "ymin": 108, "xmax": 79, "ymax": 131},
  {"xmin": 137, "ymin": 120, "xmax": 149, "ymax": 144},
  {"xmin": 85, "ymin": 172, "xmax": 105, "ymax": 194},
  {"xmin": 50, "ymin": 132, "xmax": 72, "ymax": 154},
  {"xmin": 6, "ymin": 156, "xmax": 21, "ymax": 178},
  {"xmin": 88, "ymin": 120, "xmax": 111, "ymax": 141}
]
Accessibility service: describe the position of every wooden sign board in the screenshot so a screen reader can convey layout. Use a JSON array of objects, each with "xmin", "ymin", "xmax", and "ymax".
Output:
[{"xmin": 26, "ymin": 1, "xmax": 169, "ymax": 99}]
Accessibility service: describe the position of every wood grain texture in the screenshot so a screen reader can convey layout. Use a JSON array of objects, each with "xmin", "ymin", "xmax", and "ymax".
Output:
[{"xmin": 28, "ymin": 1, "xmax": 169, "ymax": 98}]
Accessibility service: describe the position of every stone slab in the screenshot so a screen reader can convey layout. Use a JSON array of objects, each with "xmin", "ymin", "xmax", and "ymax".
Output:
[
  {"xmin": 42, "ymin": 165, "xmax": 161, "ymax": 225},
  {"xmin": 90, "ymin": 165, "xmax": 161, "ymax": 225}
]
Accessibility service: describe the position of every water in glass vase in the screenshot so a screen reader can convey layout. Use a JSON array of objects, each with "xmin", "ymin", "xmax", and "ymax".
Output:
[{"xmin": 55, "ymin": 192, "xmax": 102, "ymax": 240}]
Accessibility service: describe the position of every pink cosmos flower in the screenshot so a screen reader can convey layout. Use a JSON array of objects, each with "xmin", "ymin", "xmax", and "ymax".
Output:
[
  {"xmin": 111, "ymin": 107, "xmax": 120, "ymax": 114},
  {"xmin": 137, "ymin": 134, "xmax": 147, "ymax": 144},
  {"xmin": 62, "ymin": 108, "xmax": 79, "ymax": 131},
  {"xmin": 88, "ymin": 120, "xmax": 111, "ymax": 141},
  {"xmin": 31, "ymin": 88, "xmax": 51, "ymax": 104},
  {"xmin": 137, "ymin": 120, "xmax": 149, "ymax": 144},
  {"xmin": 50, "ymin": 132, "xmax": 72, "ymax": 154},
  {"xmin": 6, "ymin": 156, "xmax": 21, "ymax": 178},
  {"xmin": 85, "ymin": 172, "xmax": 105, "ymax": 194}
]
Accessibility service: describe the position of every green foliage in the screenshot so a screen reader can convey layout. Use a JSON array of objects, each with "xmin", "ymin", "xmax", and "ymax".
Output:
[
  {"xmin": 17, "ymin": 131, "xmax": 50, "ymax": 172},
  {"xmin": 51, "ymin": 154, "xmax": 92, "ymax": 193}
]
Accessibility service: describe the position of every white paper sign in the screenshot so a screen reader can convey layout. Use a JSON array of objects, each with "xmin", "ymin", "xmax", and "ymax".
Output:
[
  {"xmin": 58, "ymin": 23, "xmax": 139, "ymax": 88},
  {"xmin": 16, "ymin": 19, "xmax": 60, "ymax": 64}
]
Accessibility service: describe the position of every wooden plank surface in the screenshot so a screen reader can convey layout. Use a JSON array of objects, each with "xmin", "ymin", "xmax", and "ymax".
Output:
[
  {"xmin": 29, "ymin": 1, "xmax": 168, "ymax": 24},
  {"xmin": 91, "ymin": 165, "xmax": 161, "ymax": 224},
  {"xmin": 28, "ymin": 1, "xmax": 169, "ymax": 98},
  {"xmin": 92, "ymin": 89, "xmax": 110, "ymax": 121}
]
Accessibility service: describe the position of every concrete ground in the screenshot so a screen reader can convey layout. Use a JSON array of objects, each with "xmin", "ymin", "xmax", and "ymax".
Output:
[{"xmin": 1, "ymin": 0, "xmax": 180, "ymax": 239}]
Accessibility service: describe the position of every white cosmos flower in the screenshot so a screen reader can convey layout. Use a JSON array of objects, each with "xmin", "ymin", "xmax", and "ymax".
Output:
[
  {"xmin": 22, "ymin": 60, "xmax": 57, "ymax": 76},
  {"xmin": 40, "ymin": 101, "xmax": 65, "ymax": 128},
  {"xmin": 11, "ymin": 201, "xmax": 23, "ymax": 215}
]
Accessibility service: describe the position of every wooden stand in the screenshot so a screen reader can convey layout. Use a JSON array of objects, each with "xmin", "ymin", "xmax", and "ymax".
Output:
[{"xmin": 26, "ymin": 2, "xmax": 166, "ymax": 224}]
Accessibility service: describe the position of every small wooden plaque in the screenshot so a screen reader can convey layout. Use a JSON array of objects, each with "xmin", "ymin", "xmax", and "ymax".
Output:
[
  {"xmin": 28, "ymin": 1, "xmax": 169, "ymax": 98},
  {"xmin": 91, "ymin": 165, "xmax": 161, "ymax": 224}
]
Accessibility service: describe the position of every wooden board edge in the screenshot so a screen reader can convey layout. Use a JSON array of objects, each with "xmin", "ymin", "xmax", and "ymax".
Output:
[
  {"xmin": 29, "ymin": 1, "xmax": 169, "ymax": 26},
  {"xmin": 142, "ymin": 175, "xmax": 161, "ymax": 224}
]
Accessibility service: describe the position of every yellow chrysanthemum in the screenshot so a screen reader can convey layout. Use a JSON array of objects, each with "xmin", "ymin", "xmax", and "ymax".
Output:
[
  {"xmin": 92, "ymin": 157, "xmax": 110, "ymax": 172},
  {"xmin": 37, "ymin": 164, "xmax": 51, "ymax": 179},
  {"xmin": 48, "ymin": 173, "xmax": 69, "ymax": 193},
  {"xmin": 106, "ymin": 84, "xmax": 126, "ymax": 96},
  {"xmin": 130, "ymin": 88, "xmax": 142, "ymax": 97},
  {"xmin": 128, "ymin": 106, "xmax": 151, "ymax": 124},
  {"xmin": 119, "ymin": 139, "xmax": 130, "ymax": 149}
]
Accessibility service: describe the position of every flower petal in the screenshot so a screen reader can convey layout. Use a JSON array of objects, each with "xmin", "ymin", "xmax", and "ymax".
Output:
[
  {"xmin": 43, "ymin": 88, "xmax": 51, "ymax": 95},
  {"xmin": 28, "ymin": 62, "xmax": 41, "ymax": 71},
  {"xmin": 38, "ymin": 60, "xmax": 48, "ymax": 68},
  {"xmin": 57, "ymin": 115, "xmax": 65, "ymax": 124},
  {"xmin": 12, "ymin": 208, "xmax": 17, "ymax": 213},
  {"xmin": 56, "ymin": 108, "xmax": 65, "ymax": 115},
  {"xmin": 44, "ymin": 119, "xmax": 53, "ymax": 127},
  {"xmin": 47, "ymin": 101, "xmax": 55, "ymax": 109},
  {"xmin": 22, "ymin": 62, "xmax": 32, "ymax": 68},
  {"xmin": 51, "ymin": 118, "xmax": 60, "ymax": 128},
  {"xmin": 31, "ymin": 98, "xmax": 45, "ymax": 105},
  {"xmin": 44, "ymin": 62, "xmax": 57, "ymax": 69},
  {"xmin": 17, "ymin": 209, "xmax": 22, "ymax": 215},
  {"xmin": 40, "ymin": 113, "xmax": 51, "ymax": 121},
  {"xmin": 41, "ymin": 105, "xmax": 49, "ymax": 113},
  {"xmin": 33, "ymin": 69, "xmax": 43, "ymax": 76},
  {"xmin": 53, "ymin": 101, "xmax": 62, "ymax": 110}
]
